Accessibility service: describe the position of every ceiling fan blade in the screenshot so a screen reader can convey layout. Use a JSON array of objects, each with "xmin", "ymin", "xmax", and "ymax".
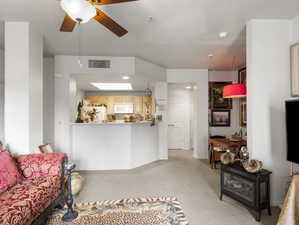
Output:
[
  {"xmin": 90, "ymin": 0, "xmax": 138, "ymax": 6},
  {"xmin": 93, "ymin": 8, "xmax": 128, "ymax": 37},
  {"xmin": 60, "ymin": 14, "xmax": 77, "ymax": 32}
]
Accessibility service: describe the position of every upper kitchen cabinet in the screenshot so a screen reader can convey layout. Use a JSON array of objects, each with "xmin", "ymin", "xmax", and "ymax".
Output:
[{"xmin": 154, "ymin": 82, "xmax": 168, "ymax": 105}]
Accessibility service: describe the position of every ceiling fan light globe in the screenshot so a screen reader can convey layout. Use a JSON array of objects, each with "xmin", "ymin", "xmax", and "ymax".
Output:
[{"xmin": 60, "ymin": 0, "xmax": 96, "ymax": 23}]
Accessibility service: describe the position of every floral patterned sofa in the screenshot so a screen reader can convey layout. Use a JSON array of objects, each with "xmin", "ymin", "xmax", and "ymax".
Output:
[{"xmin": 0, "ymin": 153, "xmax": 67, "ymax": 225}]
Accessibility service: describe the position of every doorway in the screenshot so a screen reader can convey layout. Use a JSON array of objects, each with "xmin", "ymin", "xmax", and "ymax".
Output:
[{"xmin": 167, "ymin": 83, "xmax": 195, "ymax": 151}]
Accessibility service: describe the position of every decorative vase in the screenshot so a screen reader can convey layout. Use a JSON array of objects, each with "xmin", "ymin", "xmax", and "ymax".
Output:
[
  {"xmin": 221, "ymin": 150, "xmax": 235, "ymax": 165},
  {"xmin": 239, "ymin": 146, "xmax": 249, "ymax": 161},
  {"xmin": 243, "ymin": 159, "xmax": 263, "ymax": 173},
  {"xmin": 71, "ymin": 172, "xmax": 84, "ymax": 196}
]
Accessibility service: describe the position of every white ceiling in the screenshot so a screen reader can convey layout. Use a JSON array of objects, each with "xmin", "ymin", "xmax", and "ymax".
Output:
[{"xmin": 0, "ymin": 0, "xmax": 299, "ymax": 69}]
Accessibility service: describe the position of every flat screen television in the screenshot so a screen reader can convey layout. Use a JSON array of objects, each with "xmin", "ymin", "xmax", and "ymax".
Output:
[{"xmin": 286, "ymin": 99, "xmax": 299, "ymax": 163}]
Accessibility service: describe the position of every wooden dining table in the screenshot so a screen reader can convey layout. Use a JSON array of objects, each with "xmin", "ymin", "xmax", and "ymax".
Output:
[{"xmin": 209, "ymin": 138, "xmax": 247, "ymax": 169}]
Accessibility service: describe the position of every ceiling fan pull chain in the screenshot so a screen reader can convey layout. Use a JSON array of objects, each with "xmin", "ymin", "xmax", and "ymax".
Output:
[{"xmin": 77, "ymin": 20, "xmax": 83, "ymax": 68}]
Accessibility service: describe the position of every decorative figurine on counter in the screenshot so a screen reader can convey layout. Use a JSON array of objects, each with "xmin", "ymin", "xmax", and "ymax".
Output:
[
  {"xmin": 88, "ymin": 108, "xmax": 98, "ymax": 122},
  {"xmin": 76, "ymin": 100, "xmax": 83, "ymax": 123},
  {"xmin": 144, "ymin": 102, "xmax": 151, "ymax": 114},
  {"xmin": 145, "ymin": 114, "xmax": 153, "ymax": 121},
  {"xmin": 150, "ymin": 118, "xmax": 156, "ymax": 126}
]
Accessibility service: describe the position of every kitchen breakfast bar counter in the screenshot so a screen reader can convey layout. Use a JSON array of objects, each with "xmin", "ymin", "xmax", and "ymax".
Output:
[{"xmin": 71, "ymin": 121, "xmax": 159, "ymax": 170}]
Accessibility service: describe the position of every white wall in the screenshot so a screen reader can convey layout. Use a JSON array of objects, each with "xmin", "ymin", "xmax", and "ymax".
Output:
[
  {"xmin": 72, "ymin": 123, "xmax": 159, "ymax": 170},
  {"xmin": 247, "ymin": 19, "xmax": 292, "ymax": 206},
  {"xmin": 5, "ymin": 22, "xmax": 29, "ymax": 154},
  {"xmin": 5, "ymin": 22, "xmax": 43, "ymax": 154},
  {"xmin": 209, "ymin": 70, "xmax": 240, "ymax": 136},
  {"xmin": 0, "ymin": 49, "xmax": 4, "ymax": 142},
  {"xmin": 76, "ymin": 89, "xmax": 85, "ymax": 104},
  {"xmin": 29, "ymin": 24, "xmax": 43, "ymax": 152},
  {"xmin": 167, "ymin": 69, "xmax": 209, "ymax": 159},
  {"xmin": 292, "ymin": 16, "xmax": 299, "ymax": 44},
  {"xmin": 135, "ymin": 58, "xmax": 166, "ymax": 82},
  {"xmin": 43, "ymin": 57, "xmax": 55, "ymax": 145},
  {"xmin": 290, "ymin": 16, "xmax": 299, "ymax": 173}
]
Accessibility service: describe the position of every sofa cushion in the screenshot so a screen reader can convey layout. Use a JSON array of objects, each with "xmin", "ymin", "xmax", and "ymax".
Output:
[
  {"xmin": 0, "ymin": 151, "xmax": 22, "ymax": 193},
  {"xmin": 15, "ymin": 153, "xmax": 66, "ymax": 179},
  {"xmin": 0, "ymin": 175, "xmax": 61, "ymax": 225}
]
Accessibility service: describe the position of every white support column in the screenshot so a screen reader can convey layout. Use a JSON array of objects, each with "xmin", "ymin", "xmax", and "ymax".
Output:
[
  {"xmin": 0, "ymin": 49, "xmax": 4, "ymax": 142},
  {"xmin": 154, "ymin": 81, "xmax": 168, "ymax": 160},
  {"xmin": 54, "ymin": 72, "xmax": 77, "ymax": 157},
  {"xmin": 54, "ymin": 73, "xmax": 71, "ymax": 155},
  {"xmin": 5, "ymin": 22, "xmax": 43, "ymax": 154},
  {"xmin": 43, "ymin": 58, "xmax": 55, "ymax": 145},
  {"xmin": 247, "ymin": 19, "xmax": 292, "ymax": 206}
]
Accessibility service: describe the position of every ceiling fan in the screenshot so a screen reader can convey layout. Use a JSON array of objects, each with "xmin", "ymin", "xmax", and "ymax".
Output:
[{"xmin": 59, "ymin": 0, "xmax": 138, "ymax": 37}]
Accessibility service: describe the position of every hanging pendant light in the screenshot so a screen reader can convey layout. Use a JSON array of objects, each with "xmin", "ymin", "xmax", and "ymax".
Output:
[
  {"xmin": 60, "ymin": 0, "xmax": 96, "ymax": 24},
  {"xmin": 223, "ymin": 44, "xmax": 247, "ymax": 99},
  {"xmin": 223, "ymin": 84, "xmax": 246, "ymax": 98}
]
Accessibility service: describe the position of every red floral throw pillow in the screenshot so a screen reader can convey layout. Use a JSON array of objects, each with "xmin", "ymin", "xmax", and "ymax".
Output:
[
  {"xmin": 0, "ymin": 152, "xmax": 22, "ymax": 193},
  {"xmin": 0, "ymin": 144, "xmax": 5, "ymax": 152}
]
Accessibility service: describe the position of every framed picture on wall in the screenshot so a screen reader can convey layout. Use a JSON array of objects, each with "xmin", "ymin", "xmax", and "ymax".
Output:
[
  {"xmin": 210, "ymin": 110, "xmax": 231, "ymax": 127},
  {"xmin": 114, "ymin": 103, "xmax": 134, "ymax": 114},
  {"xmin": 291, "ymin": 43, "xmax": 299, "ymax": 96},
  {"xmin": 238, "ymin": 67, "xmax": 246, "ymax": 84},
  {"xmin": 209, "ymin": 82, "xmax": 232, "ymax": 109},
  {"xmin": 240, "ymin": 99, "xmax": 247, "ymax": 127}
]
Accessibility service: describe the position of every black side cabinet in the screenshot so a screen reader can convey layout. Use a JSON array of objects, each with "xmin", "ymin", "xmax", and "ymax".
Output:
[{"xmin": 220, "ymin": 162, "xmax": 272, "ymax": 221}]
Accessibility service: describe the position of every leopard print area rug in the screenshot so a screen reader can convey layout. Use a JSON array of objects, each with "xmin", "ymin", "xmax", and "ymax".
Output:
[{"xmin": 46, "ymin": 197, "xmax": 189, "ymax": 225}]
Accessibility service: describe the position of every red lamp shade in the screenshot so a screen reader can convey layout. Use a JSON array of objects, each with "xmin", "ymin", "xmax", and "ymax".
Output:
[{"xmin": 223, "ymin": 84, "xmax": 246, "ymax": 98}]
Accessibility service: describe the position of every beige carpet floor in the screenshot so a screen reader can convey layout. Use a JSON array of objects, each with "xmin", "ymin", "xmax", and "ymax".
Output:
[{"xmin": 75, "ymin": 150, "xmax": 279, "ymax": 225}]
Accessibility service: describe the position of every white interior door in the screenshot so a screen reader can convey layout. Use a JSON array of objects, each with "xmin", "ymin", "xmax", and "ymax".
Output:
[
  {"xmin": 167, "ymin": 86, "xmax": 191, "ymax": 150},
  {"xmin": 168, "ymin": 107, "xmax": 186, "ymax": 149}
]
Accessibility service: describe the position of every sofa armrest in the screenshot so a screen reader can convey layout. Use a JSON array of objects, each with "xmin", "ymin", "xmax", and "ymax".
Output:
[{"xmin": 15, "ymin": 153, "xmax": 67, "ymax": 179}]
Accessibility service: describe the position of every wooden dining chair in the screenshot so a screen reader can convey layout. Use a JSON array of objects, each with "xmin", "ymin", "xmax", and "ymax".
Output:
[{"xmin": 209, "ymin": 136, "xmax": 226, "ymax": 168}]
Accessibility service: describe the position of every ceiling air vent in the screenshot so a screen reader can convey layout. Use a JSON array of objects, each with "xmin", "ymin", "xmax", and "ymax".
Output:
[{"xmin": 88, "ymin": 60, "xmax": 111, "ymax": 68}]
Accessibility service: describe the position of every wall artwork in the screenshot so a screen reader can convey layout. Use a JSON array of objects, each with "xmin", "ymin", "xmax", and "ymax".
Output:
[
  {"xmin": 209, "ymin": 82, "xmax": 232, "ymax": 109},
  {"xmin": 240, "ymin": 99, "xmax": 247, "ymax": 127},
  {"xmin": 291, "ymin": 43, "xmax": 299, "ymax": 96},
  {"xmin": 210, "ymin": 110, "xmax": 231, "ymax": 127},
  {"xmin": 238, "ymin": 67, "xmax": 246, "ymax": 84},
  {"xmin": 114, "ymin": 103, "xmax": 134, "ymax": 114}
]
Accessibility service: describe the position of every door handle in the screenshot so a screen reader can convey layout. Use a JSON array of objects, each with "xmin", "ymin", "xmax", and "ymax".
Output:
[{"xmin": 168, "ymin": 124, "xmax": 175, "ymax": 127}]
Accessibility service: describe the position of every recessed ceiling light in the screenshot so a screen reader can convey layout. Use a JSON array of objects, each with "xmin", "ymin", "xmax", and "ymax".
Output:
[
  {"xmin": 122, "ymin": 76, "xmax": 130, "ymax": 80},
  {"xmin": 219, "ymin": 32, "xmax": 228, "ymax": 38},
  {"xmin": 208, "ymin": 54, "xmax": 214, "ymax": 58},
  {"xmin": 91, "ymin": 83, "xmax": 133, "ymax": 91},
  {"xmin": 186, "ymin": 86, "xmax": 192, "ymax": 89}
]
